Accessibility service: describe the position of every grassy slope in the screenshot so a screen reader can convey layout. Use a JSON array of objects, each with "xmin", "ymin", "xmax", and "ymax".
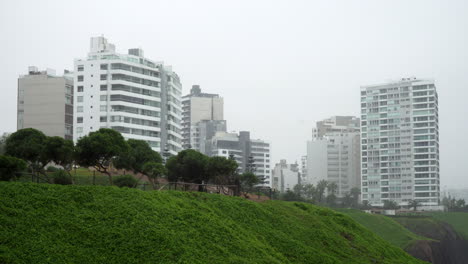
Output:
[
  {"xmin": 428, "ymin": 212, "xmax": 468, "ymax": 239},
  {"xmin": 0, "ymin": 182, "xmax": 424, "ymax": 264},
  {"xmin": 337, "ymin": 209, "xmax": 428, "ymax": 249}
]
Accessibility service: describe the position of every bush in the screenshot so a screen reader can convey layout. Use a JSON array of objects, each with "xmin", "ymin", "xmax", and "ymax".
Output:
[
  {"xmin": 46, "ymin": 166, "xmax": 60, "ymax": 172},
  {"xmin": 113, "ymin": 175, "xmax": 137, "ymax": 188},
  {"xmin": 52, "ymin": 170, "xmax": 72, "ymax": 185},
  {"xmin": 0, "ymin": 155, "xmax": 27, "ymax": 181}
]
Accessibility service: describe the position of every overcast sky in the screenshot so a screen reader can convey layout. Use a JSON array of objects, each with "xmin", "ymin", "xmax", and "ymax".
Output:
[{"xmin": 1, "ymin": 0, "xmax": 467, "ymax": 189}]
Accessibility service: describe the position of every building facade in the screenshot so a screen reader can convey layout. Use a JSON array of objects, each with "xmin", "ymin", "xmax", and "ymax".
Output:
[
  {"xmin": 306, "ymin": 116, "xmax": 361, "ymax": 197},
  {"xmin": 181, "ymin": 85, "xmax": 224, "ymax": 150},
  {"xmin": 210, "ymin": 131, "xmax": 271, "ymax": 187},
  {"xmin": 73, "ymin": 37, "xmax": 182, "ymax": 154},
  {"xmin": 18, "ymin": 67, "xmax": 74, "ymax": 139},
  {"xmin": 360, "ymin": 77, "xmax": 440, "ymax": 206},
  {"xmin": 272, "ymin": 160, "xmax": 300, "ymax": 192}
]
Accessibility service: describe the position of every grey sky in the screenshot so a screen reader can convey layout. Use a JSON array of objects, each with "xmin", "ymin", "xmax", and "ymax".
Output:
[{"xmin": 1, "ymin": 0, "xmax": 467, "ymax": 188}]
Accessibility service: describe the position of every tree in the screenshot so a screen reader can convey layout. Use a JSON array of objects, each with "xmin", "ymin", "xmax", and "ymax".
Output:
[
  {"xmin": 326, "ymin": 193, "xmax": 337, "ymax": 207},
  {"xmin": 350, "ymin": 187, "xmax": 361, "ymax": 208},
  {"xmin": 408, "ymin": 199, "xmax": 421, "ymax": 211},
  {"xmin": 5, "ymin": 128, "xmax": 47, "ymax": 178},
  {"xmin": 0, "ymin": 133, "xmax": 9, "ymax": 155},
  {"xmin": 327, "ymin": 182, "xmax": 338, "ymax": 195},
  {"xmin": 205, "ymin": 156, "xmax": 238, "ymax": 185},
  {"xmin": 0, "ymin": 155, "xmax": 27, "ymax": 181},
  {"xmin": 75, "ymin": 128, "xmax": 129, "ymax": 185},
  {"xmin": 142, "ymin": 162, "xmax": 167, "ymax": 189},
  {"xmin": 342, "ymin": 193, "xmax": 354, "ymax": 208},
  {"xmin": 316, "ymin": 180, "xmax": 328, "ymax": 203},
  {"xmin": 42, "ymin": 136, "xmax": 75, "ymax": 172},
  {"xmin": 114, "ymin": 139, "xmax": 162, "ymax": 174},
  {"xmin": 455, "ymin": 199, "xmax": 466, "ymax": 210},
  {"xmin": 293, "ymin": 184, "xmax": 305, "ymax": 198},
  {"xmin": 361, "ymin": 200, "xmax": 372, "ymax": 210},
  {"xmin": 239, "ymin": 172, "xmax": 259, "ymax": 195},
  {"xmin": 281, "ymin": 190, "xmax": 303, "ymax": 201},
  {"xmin": 165, "ymin": 149, "xmax": 209, "ymax": 185},
  {"xmin": 303, "ymin": 184, "xmax": 316, "ymax": 202},
  {"xmin": 383, "ymin": 200, "xmax": 399, "ymax": 210}
]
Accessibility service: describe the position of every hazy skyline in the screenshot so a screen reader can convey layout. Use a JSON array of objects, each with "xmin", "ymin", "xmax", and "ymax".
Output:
[{"xmin": 1, "ymin": 0, "xmax": 467, "ymax": 188}]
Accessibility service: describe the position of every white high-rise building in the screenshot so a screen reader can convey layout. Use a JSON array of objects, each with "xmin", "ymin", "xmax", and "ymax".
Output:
[
  {"xmin": 306, "ymin": 116, "xmax": 361, "ymax": 197},
  {"xmin": 73, "ymin": 37, "xmax": 182, "ymax": 154},
  {"xmin": 360, "ymin": 77, "xmax": 440, "ymax": 206}
]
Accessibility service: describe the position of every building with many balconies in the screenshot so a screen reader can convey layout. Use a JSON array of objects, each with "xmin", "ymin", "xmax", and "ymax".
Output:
[
  {"xmin": 360, "ymin": 77, "xmax": 440, "ymax": 206},
  {"xmin": 73, "ymin": 37, "xmax": 182, "ymax": 154}
]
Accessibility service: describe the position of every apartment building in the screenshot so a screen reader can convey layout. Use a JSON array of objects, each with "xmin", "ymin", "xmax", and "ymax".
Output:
[
  {"xmin": 18, "ymin": 67, "xmax": 73, "ymax": 139},
  {"xmin": 360, "ymin": 77, "xmax": 440, "ymax": 206},
  {"xmin": 73, "ymin": 37, "xmax": 182, "ymax": 154},
  {"xmin": 181, "ymin": 85, "xmax": 224, "ymax": 151},
  {"xmin": 306, "ymin": 116, "xmax": 361, "ymax": 197},
  {"xmin": 272, "ymin": 160, "xmax": 300, "ymax": 192},
  {"xmin": 210, "ymin": 131, "xmax": 271, "ymax": 187}
]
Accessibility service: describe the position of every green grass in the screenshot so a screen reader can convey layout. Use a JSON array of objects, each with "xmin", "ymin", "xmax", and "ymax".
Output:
[
  {"xmin": 428, "ymin": 212, "xmax": 468, "ymax": 238},
  {"xmin": 336, "ymin": 209, "xmax": 428, "ymax": 249},
  {"xmin": 0, "ymin": 182, "xmax": 424, "ymax": 264}
]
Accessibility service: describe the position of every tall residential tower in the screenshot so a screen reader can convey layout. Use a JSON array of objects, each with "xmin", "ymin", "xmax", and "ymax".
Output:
[
  {"xmin": 73, "ymin": 37, "xmax": 182, "ymax": 154},
  {"xmin": 360, "ymin": 77, "xmax": 440, "ymax": 206}
]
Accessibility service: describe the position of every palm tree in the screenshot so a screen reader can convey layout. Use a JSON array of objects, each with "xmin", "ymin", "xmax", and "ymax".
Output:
[
  {"xmin": 408, "ymin": 199, "xmax": 420, "ymax": 211},
  {"xmin": 350, "ymin": 187, "xmax": 361, "ymax": 208},
  {"xmin": 316, "ymin": 180, "xmax": 328, "ymax": 203},
  {"xmin": 327, "ymin": 182, "xmax": 338, "ymax": 195}
]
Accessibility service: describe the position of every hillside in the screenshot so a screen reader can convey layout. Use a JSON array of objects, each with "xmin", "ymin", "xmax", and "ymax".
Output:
[
  {"xmin": 428, "ymin": 212, "xmax": 468, "ymax": 239},
  {"xmin": 0, "ymin": 182, "xmax": 424, "ymax": 264},
  {"xmin": 337, "ymin": 209, "xmax": 428, "ymax": 248}
]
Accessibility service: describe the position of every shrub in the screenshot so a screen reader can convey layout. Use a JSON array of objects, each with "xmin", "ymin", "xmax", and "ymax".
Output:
[
  {"xmin": 113, "ymin": 175, "xmax": 137, "ymax": 188},
  {"xmin": 52, "ymin": 170, "xmax": 72, "ymax": 185},
  {"xmin": 0, "ymin": 155, "xmax": 27, "ymax": 181},
  {"xmin": 46, "ymin": 166, "xmax": 60, "ymax": 172}
]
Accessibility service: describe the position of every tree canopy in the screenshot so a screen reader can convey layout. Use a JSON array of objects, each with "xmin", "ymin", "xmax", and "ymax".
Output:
[
  {"xmin": 75, "ymin": 128, "xmax": 129, "ymax": 184},
  {"xmin": 5, "ymin": 128, "xmax": 47, "ymax": 168},
  {"xmin": 165, "ymin": 149, "xmax": 208, "ymax": 183},
  {"xmin": 114, "ymin": 139, "xmax": 162, "ymax": 174},
  {"xmin": 205, "ymin": 156, "xmax": 238, "ymax": 185},
  {"xmin": 0, "ymin": 155, "xmax": 27, "ymax": 181}
]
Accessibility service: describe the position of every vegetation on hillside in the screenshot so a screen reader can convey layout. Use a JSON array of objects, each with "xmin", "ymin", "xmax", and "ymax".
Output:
[
  {"xmin": 428, "ymin": 212, "xmax": 468, "ymax": 239},
  {"xmin": 337, "ymin": 209, "xmax": 429, "ymax": 249},
  {"xmin": 0, "ymin": 182, "xmax": 424, "ymax": 264}
]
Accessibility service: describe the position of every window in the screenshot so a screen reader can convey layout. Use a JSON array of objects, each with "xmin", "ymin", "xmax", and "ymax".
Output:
[
  {"xmin": 100, "ymin": 74, "xmax": 107, "ymax": 80},
  {"xmin": 100, "ymin": 95, "xmax": 107, "ymax": 101},
  {"xmin": 100, "ymin": 64, "xmax": 108, "ymax": 70},
  {"xmin": 76, "ymin": 127, "xmax": 83, "ymax": 133},
  {"xmin": 100, "ymin": 105, "xmax": 107, "ymax": 112},
  {"xmin": 77, "ymin": 86, "xmax": 84, "ymax": 92},
  {"xmin": 77, "ymin": 117, "xmax": 83, "ymax": 123},
  {"xmin": 77, "ymin": 106, "xmax": 83, "ymax": 113},
  {"xmin": 77, "ymin": 65, "xmax": 84, "ymax": 71},
  {"xmin": 65, "ymin": 95, "xmax": 72, "ymax": 104},
  {"xmin": 100, "ymin": 116, "xmax": 107, "ymax": 122},
  {"xmin": 77, "ymin": 96, "xmax": 83, "ymax": 103},
  {"xmin": 100, "ymin": 85, "xmax": 107, "ymax": 91},
  {"xmin": 77, "ymin": 75, "xmax": 84, "ymax": 82}
]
